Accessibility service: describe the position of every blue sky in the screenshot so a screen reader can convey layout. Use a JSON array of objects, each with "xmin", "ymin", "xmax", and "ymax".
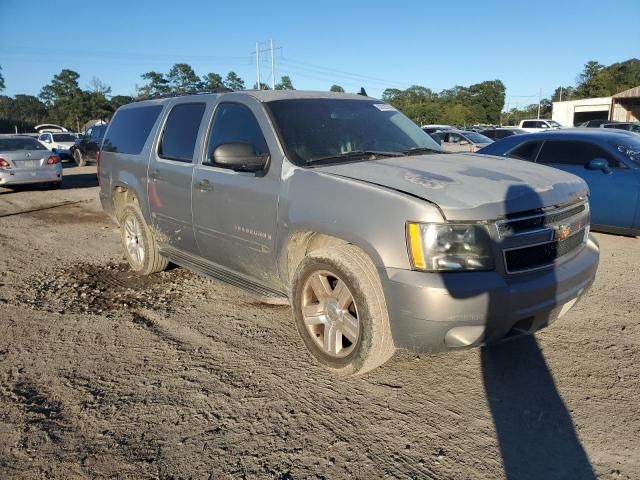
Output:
[{"xmin": 1, "ymin": 0, "xmax": 638, "ymax": 108}]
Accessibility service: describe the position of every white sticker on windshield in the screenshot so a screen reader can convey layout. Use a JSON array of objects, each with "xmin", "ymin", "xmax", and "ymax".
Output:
[{"xmin": 373, "ymin": 103, "xmax": 396, "ymax": 112}]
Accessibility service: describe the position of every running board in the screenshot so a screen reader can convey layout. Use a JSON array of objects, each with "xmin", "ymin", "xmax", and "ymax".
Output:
[{"xmin": 160, "ymin": 246, "xmax": 289, "ymax": 304}]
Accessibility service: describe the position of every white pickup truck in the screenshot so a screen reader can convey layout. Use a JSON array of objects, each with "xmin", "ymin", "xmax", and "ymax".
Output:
[{"xmin": 518, "ymin": 119, "xmax": 563, "ymax": 132}]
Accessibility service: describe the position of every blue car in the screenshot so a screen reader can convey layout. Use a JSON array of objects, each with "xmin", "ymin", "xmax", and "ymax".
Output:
[{"xmin": 478, "ymin": 129, "xmax": 640, "ymax": 236}]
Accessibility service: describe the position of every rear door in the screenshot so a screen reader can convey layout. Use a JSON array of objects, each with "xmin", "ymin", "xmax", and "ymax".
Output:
[
  {"xmin": 535, "ymin": 140, "xmax": 639, "ymax": 229},
  {"xmin": 191, "ymin": 98, "xmax": 280, "ymax": 283},
  {"xmin": 147, "ymin": 101, "xmax": 207, "ymax": 254}
]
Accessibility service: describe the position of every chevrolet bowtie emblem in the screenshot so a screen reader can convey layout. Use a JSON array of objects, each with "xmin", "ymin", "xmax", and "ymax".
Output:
[{"xmin": 555, "ymin": 224, "xmax": 572, "ymax": 241}]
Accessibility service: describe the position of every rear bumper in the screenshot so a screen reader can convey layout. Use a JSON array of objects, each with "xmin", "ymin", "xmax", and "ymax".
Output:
[
  {"xmin": 380, "ymin": 235, "xmax": 599, "ymax": 352},
  {"xmin": 0, "ymin": 166, "xmax": 62, "ymax": 186}
]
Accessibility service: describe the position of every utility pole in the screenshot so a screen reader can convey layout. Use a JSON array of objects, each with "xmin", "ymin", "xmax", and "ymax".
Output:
[
  {"xmin": 270, "ymin": 39, "xmax": 276, "ymax": 90},
  {"xmin": 537, "ymin": 88, "xmax": 542, "ymax": 119},
  {"xmin": 559, "ymin": 87, "xmax": 563, "ymax": 102},
  {"xmin": 255, "ymin": 42, "xmax": 261, "ymax": 90}
]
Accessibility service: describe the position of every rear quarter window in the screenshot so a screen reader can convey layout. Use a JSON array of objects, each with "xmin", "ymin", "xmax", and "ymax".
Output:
[
  {"xmin": 508, "ymin": 141, "xmax": 541, "ymax": 161},
  {"xmin": 102, "ymin": 105, "xmax": 163, "ymax": 155}
]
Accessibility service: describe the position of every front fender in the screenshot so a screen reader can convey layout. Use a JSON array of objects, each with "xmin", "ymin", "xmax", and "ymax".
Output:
[{"xmin": 277, "ymin": 167, "xmax": 444, "ymax": 275}]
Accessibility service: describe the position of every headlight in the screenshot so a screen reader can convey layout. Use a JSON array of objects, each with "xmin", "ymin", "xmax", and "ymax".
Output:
[{"xmin": 407, "ymin": 222, "xmax": 494, "ymax": 271}]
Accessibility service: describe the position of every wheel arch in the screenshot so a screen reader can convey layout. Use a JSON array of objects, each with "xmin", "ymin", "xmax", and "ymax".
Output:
[{"xmin": 281, "ymin": 229, "xmax": 384, "ymax": 286}]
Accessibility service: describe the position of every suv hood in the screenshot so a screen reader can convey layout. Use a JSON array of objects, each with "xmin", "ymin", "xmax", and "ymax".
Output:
[{"xmin": 317, "ymin": 153, "xmax": 588, "ymax": 221}]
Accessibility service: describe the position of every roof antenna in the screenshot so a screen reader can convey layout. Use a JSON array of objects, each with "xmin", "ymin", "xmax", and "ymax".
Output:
[{"xmin": 358, "ymin": 87, "xmax": 368, "ymax": 97}]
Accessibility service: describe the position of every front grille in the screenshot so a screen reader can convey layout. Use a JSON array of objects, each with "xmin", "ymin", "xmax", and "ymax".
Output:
[
  {"xmin": 504, "ymin": 231, "xmax": 585, "ymax": 273},
  {"xmin": 498, "ymin": 203, "xmax": 586, "ymax": 236}
]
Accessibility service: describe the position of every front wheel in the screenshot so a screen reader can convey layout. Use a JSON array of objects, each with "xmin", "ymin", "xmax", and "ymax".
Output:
[
  {"xmin": 73, "ymin": 149, "xmax": 86, "ymax": 167},
  {"xmin": 118, "ymin": 204, "xmax": 168, "ymax": 275},
  {"xmin": 291, "ymin": 244, "xmax": 395, "ymax": 376}
]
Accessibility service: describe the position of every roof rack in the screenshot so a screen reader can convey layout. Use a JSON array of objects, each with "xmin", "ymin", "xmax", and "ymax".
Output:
[{"xmin": 134, "ymin": 87, "xmax": 234, "ymax": 102}]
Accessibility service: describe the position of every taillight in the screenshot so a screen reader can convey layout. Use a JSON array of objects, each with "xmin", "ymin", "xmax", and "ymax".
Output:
[
  {"xmin": 47, "ymin": 155, "xmax": 61, "ymax": 165},
  {"xmin": 0, "ymin": 158, "xmax": 11, "ymax": 169}
]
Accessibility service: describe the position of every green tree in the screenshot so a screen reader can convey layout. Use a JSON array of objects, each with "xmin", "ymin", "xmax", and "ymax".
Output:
[
  {"xmin": 468, "ymin": 80, "xmax": 505, "ymax": 124},
  {"xmin": 330, "ymin": 84, "xmax": 345, "ymax": 92},
  {"xmin": 0, "ymin": 94, "xmax": 49, "ymax": 133},
  {"xmin": 253, "ymin": 82, "xmax": 271, "ymax": 90},
  {"xmin": 137, "ymin": 71, "xmax": 170, "ymax": 98},
  {"xmin": 39, "ymin": 69, "xmax": 89, "ymax": 130},
  {"xmin": 551, "ymin": 86, "xmax": 575, "ymax": 102},
  {"xmin": 224, "ymin": 71, "xmax": 245, "ymax": 90},
  {"xmin": 202, "ymin": 72, "xmax": 224, "ymax": 90},
  {"xmin": 167, "ymin": 63, "xmax": 202, "ymax": 94},
  {"xmin": 110, "ymin": 95, "xmax": 134, "ymax": 111},
  {"xmin": 0, "ymin": 66, "xmax": 5, "ymax": 92},
  {"xmin": 275, "ymin": 75, "xmax": 295, "ymax": 90}
]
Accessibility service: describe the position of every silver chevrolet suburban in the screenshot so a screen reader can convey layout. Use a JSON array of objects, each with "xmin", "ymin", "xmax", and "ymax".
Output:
[{"xmin": 99, "ymin": 91, "xmax": 599, "ymax": 375}]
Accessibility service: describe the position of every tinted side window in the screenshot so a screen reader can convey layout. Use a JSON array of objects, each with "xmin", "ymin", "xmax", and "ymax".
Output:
[
  {"xmin": 205, "ymin": 103, "xmax": 269, "ymax": 166},
  {"xmin": 508, "ymin": 141, "xmax": 541, "ymax": 161},
  {"xmin": 103, "ymin": 105, "xmax": 163, "ymax": 154},
  {"xmin": 537, "ymin": 141, "xmax": 621, "ymax": 167},
  {"xmin": 158, "ymin": 103, "xmax": 206, "ymax": 163},
  {"xmin": 495, "ymin": 130, "xmax": 512, "ymax": 139},
  {"xmin": 521, "ymin": 121, "xmax": 535, "ymax": 128},
  {"xmin": 482, "ymin": 130, "xmax": 495, "ymax": 139}
]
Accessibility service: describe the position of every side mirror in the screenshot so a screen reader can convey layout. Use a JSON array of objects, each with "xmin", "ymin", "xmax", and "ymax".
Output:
[
  {"xmin": 212, "ymin": 142, "xmax": 268, "ymax": 172},
  {"xmin": 586, "ymin": 158, "xmax": 611, "ymax": 174},
  {"xmin": 459, "ymin": 140, "xmax": 470, "ymax": 145}
]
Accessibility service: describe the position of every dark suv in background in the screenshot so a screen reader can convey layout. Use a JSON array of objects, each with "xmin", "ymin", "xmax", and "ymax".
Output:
[{"xmin": 69, "ymin": 123, "xmax": 106, "ymax": 166}]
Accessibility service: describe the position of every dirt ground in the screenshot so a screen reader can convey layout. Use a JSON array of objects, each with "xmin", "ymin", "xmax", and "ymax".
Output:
[{"xmin": 0, "ymin": 164, "xmax": 638, "ymax": 479}]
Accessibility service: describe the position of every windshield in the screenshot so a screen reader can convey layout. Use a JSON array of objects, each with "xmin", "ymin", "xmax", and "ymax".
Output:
[
  {"xmin": 463, "ymin": 132, "xmax": 493, "ymax": 144},
  {"xmin": 614, "ymin": 138, "xmax": 640, "ymax": 166},
  {"xmin": 547, "ymin": 120, "xmax": 562, "ymax": 128},
  {"xmin": 0, "ymin": 137, "xmax": 48, "ymax": 152},
  {"xmin": 52, "ymin": 133, "xmax": 76, "ymax": 142},
  {"xmin": 266, "ymin": 99, "xmax": 442, "ymax": 166}
]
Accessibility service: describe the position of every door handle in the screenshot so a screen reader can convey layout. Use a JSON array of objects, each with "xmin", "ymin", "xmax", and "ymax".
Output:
[
  {"xmin": 150, "ymin": 169, "xmax": 162, "ymax": 181},
  {"xmin": 197, "ymin": 179, "xmax": 214, "ymax": 192}
]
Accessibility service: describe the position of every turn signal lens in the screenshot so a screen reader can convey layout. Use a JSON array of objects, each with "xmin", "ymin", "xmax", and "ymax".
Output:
[
  {"xmin": 408, "ymin": 222, "xmax": 426, "ymax": 270},
  {"xmin": 47, "ymin": 155, "xmax": 61, "ymax": 165},
  {"xmin": 0, "ymin": 158, "xmax": 10, "ymax": 169}
]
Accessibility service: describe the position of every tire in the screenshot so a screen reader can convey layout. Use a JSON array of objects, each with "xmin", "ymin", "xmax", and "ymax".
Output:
[
  {"xmin": 73, "ymin": 149, "xmax": 86, "ymax": 167},
  {"xmin": 48, "ymin": 181, "xmax": 62, "ymax": 190},
  {"xmin": 118, "ymin": 204, "xmax": 168, "ymax": 275},
  {"xmin": 291, "ymin": 244, "xmax": 395, "ymax": 376}
]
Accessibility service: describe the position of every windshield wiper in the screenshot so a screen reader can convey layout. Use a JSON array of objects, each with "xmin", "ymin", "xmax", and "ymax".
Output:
[
  {"xmin": 306, "ymin": 150, "xmax": 405, "ymax": 165},
  {"xmin": 403, "ymin": 147, "xmax": 444, "ymax": 156}
]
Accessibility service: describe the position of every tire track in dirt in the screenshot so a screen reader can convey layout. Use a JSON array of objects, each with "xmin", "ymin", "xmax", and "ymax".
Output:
[{"xmin": 135, "ymin": 308, "xmax": 441, "ymax": 479}]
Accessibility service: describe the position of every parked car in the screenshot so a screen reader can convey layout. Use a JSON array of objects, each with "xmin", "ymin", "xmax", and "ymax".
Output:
[
  {"xmin": 69, "ymin": 124, "xmax": 107, "ymax": 166},
  {"xmin": 0, "ymin": 135, "xmax": 63, "ymax": 189},
  {"xmin": 602, "ymin": 122, "xmax": 640, "ymax": 134},
  {"xmin": 439, "ymin": 129, "xmax": 493, "ymax": 152},
  {"xmin": 421, "ymin": 124, "xmax": 454, "ymax": 134},
  {"xmin": 519, "ymin": 119, "xmax": 563, "ymax": 132},
  {"xmin": 99, "ymin": 91, "xmax": 598, "ymax": 375},
  {"xmin": 37, "ymin": 132, "xmax": 77, "ymax": 160},
  {"xmin": 478, "ymin": 129, "xmax": 640, "ymax": 236},
  {"xmin": 480, "ymin": 127, "xmax": 528, "ymax": 140}
]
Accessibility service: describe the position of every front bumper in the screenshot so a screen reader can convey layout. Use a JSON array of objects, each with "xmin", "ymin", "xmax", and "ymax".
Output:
[
  {"xmin": 380, "ymin": 235, "xmax": 599, "ymax": 352},
  {"xmin": 0, "ymin": 166, "xmax": 63, "ymax": 186}
]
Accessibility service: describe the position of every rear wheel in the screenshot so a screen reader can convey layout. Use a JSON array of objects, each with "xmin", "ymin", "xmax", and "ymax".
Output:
[
  {"xmin": 291, "ymin": 244, "xmax": 395, "ymax": 375},
  {"xmin": 73, "ymin": 149, "xmax": 86, "ymax": 167},
  {"xmin": 118, "ymin": 204, "xmax": 168, "ymax": 275}
]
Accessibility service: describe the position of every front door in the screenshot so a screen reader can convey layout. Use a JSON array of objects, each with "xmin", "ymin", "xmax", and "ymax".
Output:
[
  {"xmin": 191, "ymin": 99, "xmax": 280, "ymax": 285},
  {"xmin": 536, "ymin": 140, "xmax": 639, "ymax": 229},
  {"xmin": 147, "ymin": 101, "xmax": 207, "ymax": 253}
]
